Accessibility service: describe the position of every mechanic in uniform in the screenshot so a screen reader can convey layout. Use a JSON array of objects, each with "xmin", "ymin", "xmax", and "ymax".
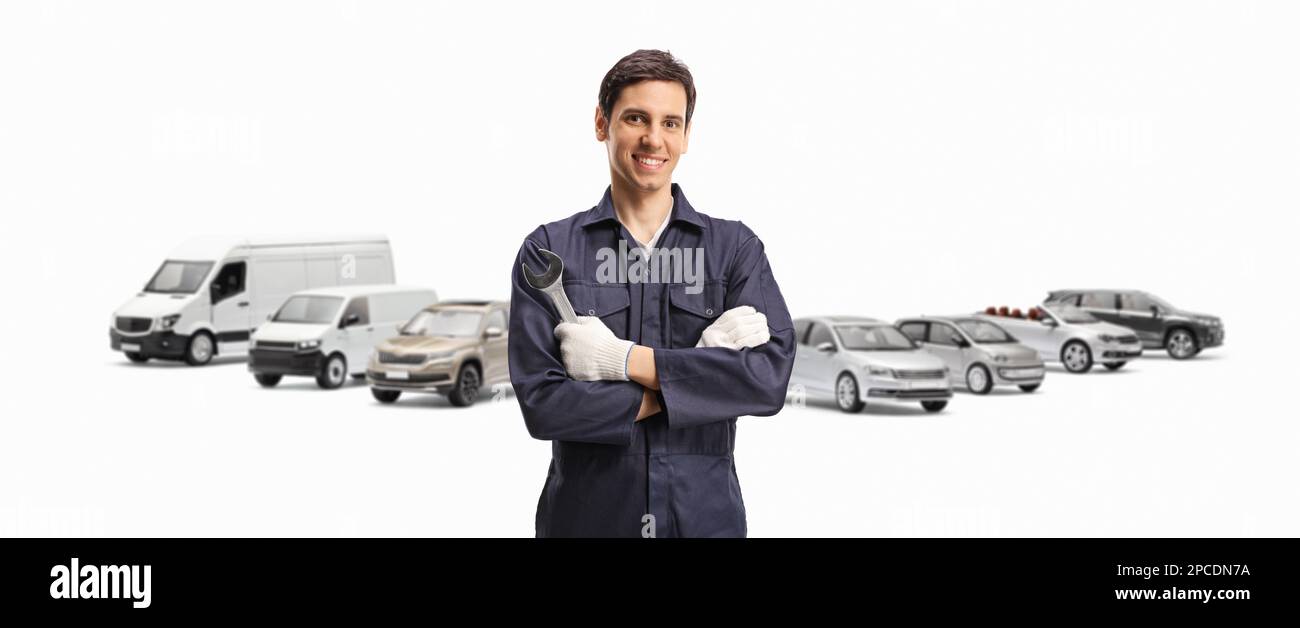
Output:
[{"xmin": 509, "ymin": 49, "xmax": 796, "ymax": 538}]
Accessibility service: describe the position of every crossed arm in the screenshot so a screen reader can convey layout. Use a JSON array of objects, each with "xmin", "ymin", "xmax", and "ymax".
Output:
[
  {"xmin": 510, "ymin": 232, "xmax": 794, "ymax": 445},
  {"xmin": 561, "ymin": 307, "xmax": 770, "ymax": 421}
]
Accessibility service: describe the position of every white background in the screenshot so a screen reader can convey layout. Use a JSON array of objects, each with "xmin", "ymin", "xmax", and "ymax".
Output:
[{"xmin": 1, "ymin": 1, "xmax": 1296, "ymax": 536}]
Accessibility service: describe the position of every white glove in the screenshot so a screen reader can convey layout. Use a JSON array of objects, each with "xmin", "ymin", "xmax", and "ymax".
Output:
[
  {"xmin": 696, "ymin": 305, "xmax": 771, "ymax": 349},
  {"xmin": 554, "ymin": 316, "xmax": 635, "ymax": 381}
]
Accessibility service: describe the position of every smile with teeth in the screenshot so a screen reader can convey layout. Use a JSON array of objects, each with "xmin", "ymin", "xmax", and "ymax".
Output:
[{"xmin": 634, "ymin": 154, "xmax": 667, "ymax": 169}]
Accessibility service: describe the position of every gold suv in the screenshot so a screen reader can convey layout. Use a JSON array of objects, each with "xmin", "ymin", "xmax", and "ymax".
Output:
[{"xmin": 366, "ymin": 300, "xmax": 509, "ymax": 407}]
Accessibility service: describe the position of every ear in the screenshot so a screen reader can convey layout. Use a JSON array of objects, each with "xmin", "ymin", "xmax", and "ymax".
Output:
[{"xmin": 594, "ymin": 104, "xmax": 608, "ymax": 142}]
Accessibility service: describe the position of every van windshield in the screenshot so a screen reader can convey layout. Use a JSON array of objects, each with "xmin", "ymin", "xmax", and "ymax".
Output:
[
  {"xmin": 273, "ymin": 296, "xmax": 343, "ymax": 324},
  {"xmin": 145, "ymin": 260, "xmax": 214, "ymax": 294},
  {"xmin": 401, "ymin": 309, "xmax": 483, "ymax": 337}
]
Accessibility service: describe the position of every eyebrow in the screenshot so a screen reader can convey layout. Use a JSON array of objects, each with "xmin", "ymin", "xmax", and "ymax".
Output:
[{"xmin": 622, "ymin": 108, "xmax": 685, "ymax": 122}]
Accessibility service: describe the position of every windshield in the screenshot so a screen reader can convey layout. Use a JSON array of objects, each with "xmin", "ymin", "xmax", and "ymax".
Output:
[
  {"xmin": 835, "ymin": 324, "xmax": 916, "ymax": 351},
  {"xmin": 1143, "ymin": 292, "xmax": 1176, "ymax": 311},
  {"xmin": 273, "ymin": 296, "xmax": 343, "ymax": 324},
  {"xmin": 1047, "ymin": 304, "xmax": 1099, "ymax": 324},
  {"xmin": 400, "ymin": 309, "xmax": 484, "ymax": 337},
  {"xmin": 956, "ymin": 319, "xmax": 1016, "ymax": 343},
  {"xmin": 145, "ymin": 260, "xmax": 213, "ymax": 294}
]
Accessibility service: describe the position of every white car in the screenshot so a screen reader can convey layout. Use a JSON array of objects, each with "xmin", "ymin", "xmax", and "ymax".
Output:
[
  {"xmin": 110, "ymin": 235, "xmax": 395, "ymax": 365},
  {"xmin": 974, "ymin": 304, "xmax": 1143, "ymax": 373},
  {"xmin": 896, "ymin": 316, "xmax": 1046, "ymax": 394},
  {"xmin": 249, "ymin": 285, "xmax": 437, "ymax": 389},
  {"xmin": 791, "ymin": 316, "xmax": 952, "ymax": 413}
]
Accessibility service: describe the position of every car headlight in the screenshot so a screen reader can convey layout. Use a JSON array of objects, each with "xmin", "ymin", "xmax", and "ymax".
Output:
[
  {"xmin": 1197, "ymin": 317, "xmax": 1219, "ymax": 327},
  {"xmin": 992, "ymin": 354, "xmax": 1008, "ymax": 363},
  {"xmin": 425, "ymin": 351, "xmax": 455, "ymax": 364},
  {"xmin": 1098, "ymin": 334, "xmax": 1116, "ymax": 342},
  {"xmin": 297, "ymin": 339, "xmax": 322, "ymax": 351},
  {"xmin": 157, "ymin": 314, "xmax": 181, "ymax": 331},
  {"xmin": 866, "ymin": 365, "xmax": 895, "ymax": 377}
]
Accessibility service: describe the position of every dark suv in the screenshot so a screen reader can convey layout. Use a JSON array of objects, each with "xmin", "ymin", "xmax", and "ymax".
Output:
[{"xmin": 1044, "ymin": 290, "xmax": 1224, "ymax": 359}]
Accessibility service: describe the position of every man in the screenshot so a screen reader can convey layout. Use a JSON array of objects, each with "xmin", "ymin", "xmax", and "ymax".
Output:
[{"xmin": 508, "ymin": 49, "xmax": 795, "ymax": 538}]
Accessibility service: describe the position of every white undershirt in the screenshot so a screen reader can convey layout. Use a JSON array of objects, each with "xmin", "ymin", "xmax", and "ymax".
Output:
[{"xmin": 627, "ymin": 211, "xmax": 671, "ymax": 254}]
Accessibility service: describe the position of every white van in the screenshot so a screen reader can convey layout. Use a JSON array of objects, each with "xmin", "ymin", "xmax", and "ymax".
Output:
[
  {"xmin": 248, "ymin": 285, "xmax": 438, "ymax": 389},
  {"xmin": 110, "ymin": 236, "xmax": 396, "ymax": 365}
]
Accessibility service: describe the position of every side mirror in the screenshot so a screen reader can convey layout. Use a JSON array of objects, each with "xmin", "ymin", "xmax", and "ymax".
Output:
[
  {"xmin": 341, "ymin": 313, "xmax": 361, "ymax": 328},
  {"xmin": 1150, "ymin": 305, "xmax": 1161, "ymax": 318},
  {"xmin": 950, "ymin": 334, "xmax": 970, "ymax": 348},
  {"xmin": 816, "ymin": 342, "xmax": 835, "ymax": 353},
  {"xmin": 1040, "ymin": 317, "xmax": 1058, "ymax": 327},
  {"xmin": 483, "ymin": 326, "xmax": 503, "ymax": 338}
]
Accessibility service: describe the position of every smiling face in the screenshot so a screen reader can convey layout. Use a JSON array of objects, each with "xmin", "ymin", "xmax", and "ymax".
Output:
[{"xmin": 595, "ymin": 79, "xmax": 690, "ymax": 194}]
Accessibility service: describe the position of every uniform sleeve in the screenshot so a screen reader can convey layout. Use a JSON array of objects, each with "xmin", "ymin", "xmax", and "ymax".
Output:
[
  {"xmin": 654, "ymin": 230, "xmax": 796, "ymax": 429},
  {"xmin": 509, "ymin": 231, "xmax": 644, "ymax": 445}
]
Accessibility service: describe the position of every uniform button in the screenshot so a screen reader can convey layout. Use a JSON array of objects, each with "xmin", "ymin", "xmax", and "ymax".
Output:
[
  {"xmin": 588, "ymin": 309, "xmax": 596, "ymax": 315},
  {"xmin": 706, "ymin": 308, "xmax": 714, "ymax": 315}
]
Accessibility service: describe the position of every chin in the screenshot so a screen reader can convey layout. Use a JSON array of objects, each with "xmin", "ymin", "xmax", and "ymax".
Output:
[{"xmin": 625, "ymin": 168, "xmax": 671, "ymax": 191}]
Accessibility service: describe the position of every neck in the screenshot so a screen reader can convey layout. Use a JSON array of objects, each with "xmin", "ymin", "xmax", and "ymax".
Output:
[{"xmin": 609, "ymin": 179, "xmax": 674, "ymax": 244}]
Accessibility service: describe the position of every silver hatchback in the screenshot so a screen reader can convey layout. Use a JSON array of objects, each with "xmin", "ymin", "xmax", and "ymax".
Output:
[{"xmin": 896, "ymin": 316, "xmax": 1045, "ymax": 394}]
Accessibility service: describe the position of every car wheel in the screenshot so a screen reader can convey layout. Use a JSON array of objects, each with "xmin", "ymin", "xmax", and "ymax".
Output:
[
  {"xmin": 372, "ymin": 388, "xmax": 401, "ymax": 403},
  {"xmin": 965, "ymin": 364, "xmax": 993, "ymax": 395},
  {"xmin": 921, "ymin": 400, "xmax": 948, "ymax": 413},
  {"xmin": 835, "ymin": 372, "xmax": 865, "ymax": 413},
  {"xmin": 1018, "ymin": 383, "xmax": 1040, "ymax": 393},
  {"xmin": 125, "ymin": 352, "xmax": 149, "ymax": 363},
  {"xmin": 253, "ymin": 373, "xmax": 282, "ymax": 388},
  {"xmin": 448, "ymin": 364, "xmax": 481, "ymax": 407},
  {"xmin": 184, "ymin": 331, "xmax": 215, "ymax": 366},
  {"xmin": 316, "ymin": 353, "xmax": 347, "ymax": 389},
  {"xmin": 1060, "ymin": 340, "xmax": 1093, "ymax": 373},
  {"xmin": 1166, "ymin": 328, "xmax": 1198, "ymax": 359},
  {"xmin": 1104, "ymin": 361, "xmax": 1127, "ymax": 371}
]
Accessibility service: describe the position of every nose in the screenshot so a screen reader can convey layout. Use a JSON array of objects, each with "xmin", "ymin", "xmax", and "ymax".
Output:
[{"xmin": 641, "ymin": 126, "xmax": 664, "ymax": 152}]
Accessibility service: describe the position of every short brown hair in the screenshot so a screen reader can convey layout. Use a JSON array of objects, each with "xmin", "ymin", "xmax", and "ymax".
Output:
[{"xmin": 598, "ymin": 49, "xmax": 697, "ymax": 127}]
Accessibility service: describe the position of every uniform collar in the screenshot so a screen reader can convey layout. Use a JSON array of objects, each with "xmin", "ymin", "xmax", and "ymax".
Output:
[{"xmin": 579, "ymin": 182, "xmax": 707, "ymax": 230}]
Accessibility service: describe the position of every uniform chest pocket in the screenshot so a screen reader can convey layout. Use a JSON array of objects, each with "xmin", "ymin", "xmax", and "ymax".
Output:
[
  {"xmin": 667, "ymin": 281, "xmax": 727, "ymax": 349},
  {"xmin": 564, "ymin": 281, "xmax": 632, "ymax": 340}
]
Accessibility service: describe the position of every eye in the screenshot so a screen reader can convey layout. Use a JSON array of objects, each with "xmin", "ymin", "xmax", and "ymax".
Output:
[
  {"xmin": 626, "ymin": 114, "xmax": 646, "ymax": 125},
  {"xmin": 664, "ymin": 120, "xmax": 679, "ymax": 129}
]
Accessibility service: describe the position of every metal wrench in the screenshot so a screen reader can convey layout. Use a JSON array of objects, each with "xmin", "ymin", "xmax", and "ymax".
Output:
[{"xmin": 521, "ymin": 248, "xmax": 578, "ymax": 324}]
